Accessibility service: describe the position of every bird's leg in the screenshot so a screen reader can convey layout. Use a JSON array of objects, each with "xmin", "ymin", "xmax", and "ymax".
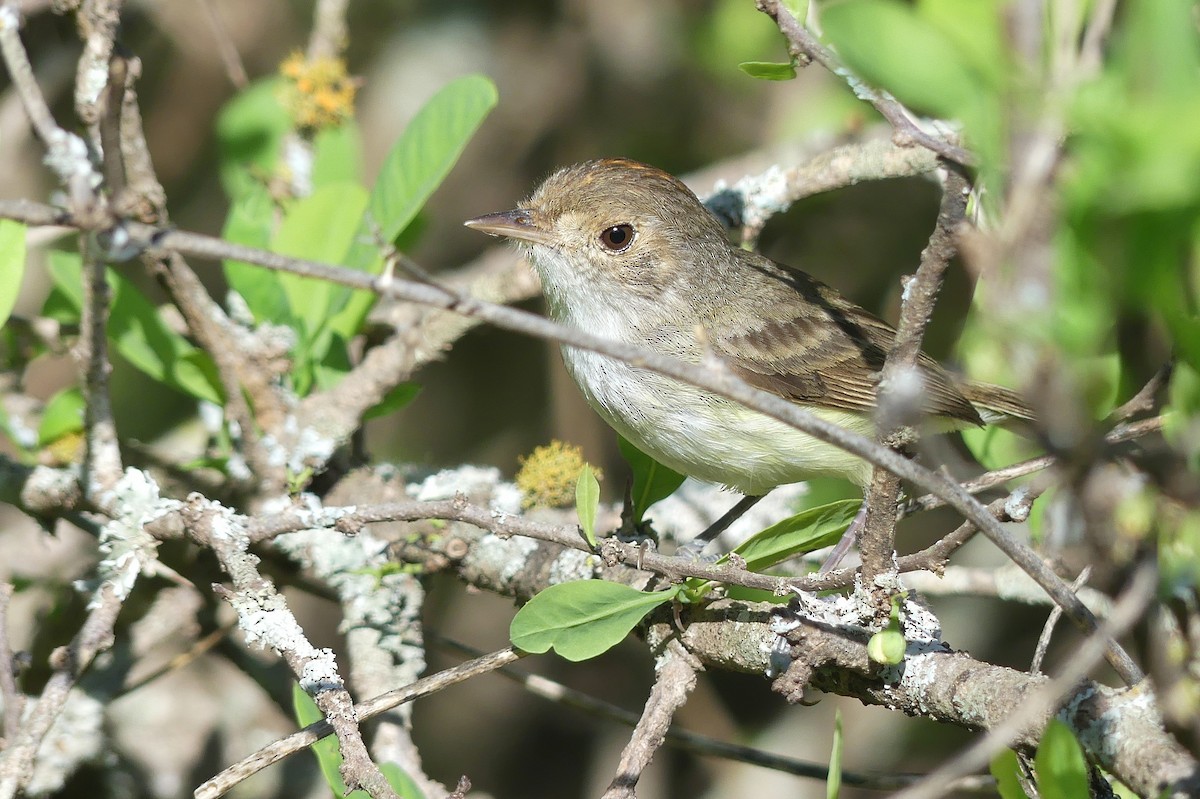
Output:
[
  {"xmin": 615, "ymin": 478, "xmax": 657, "ymax": 543},
  {"xmin": 817, "ymin": 501, "xmax": 868, "ymax": 574},
  {"xmin": 678, "ymin": 494, "xmax": 765, "ymax": 557}
]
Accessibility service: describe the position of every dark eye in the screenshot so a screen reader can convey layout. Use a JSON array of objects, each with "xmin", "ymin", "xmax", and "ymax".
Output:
[{"xmin": 599, "ymin": 224, "xmax": 635, "ymax": 252}]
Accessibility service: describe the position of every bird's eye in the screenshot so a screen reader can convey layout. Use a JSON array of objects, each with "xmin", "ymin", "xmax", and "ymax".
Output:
[{"xmin": 598, "ymin": 224, "xmax": 635, "ymax": 252}]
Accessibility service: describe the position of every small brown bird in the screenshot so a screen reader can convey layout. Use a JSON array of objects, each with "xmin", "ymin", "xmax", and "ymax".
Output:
[{"xmin": 465, "ymin": 158, "xmax": 1028, "ymax": 531}]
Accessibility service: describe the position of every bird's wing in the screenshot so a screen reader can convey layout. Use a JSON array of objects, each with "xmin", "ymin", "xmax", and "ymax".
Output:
[{"xmin": 709, "ymin": 254, "xmax": 983, "ymax": 426}]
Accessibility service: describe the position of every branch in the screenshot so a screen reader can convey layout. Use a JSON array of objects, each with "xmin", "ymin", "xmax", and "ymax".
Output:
[
  {"xmin": 602, "ymin": 637, "xmax": 701, "ymax": 799},
  {"xmin": 0, "ymin": 586, "xmax": 121, "ymax": 799},
  {"xmin": 72, "ymin": 0, "xmax": 123, "ymax": 126},
  {"xmin": 77, "ymin": 237, "xmax": 122, "ymax": 493},
  {"xmin": 888, "ymin": 561, "xmax": 1179, "ymax": 799},
  {"xmin": 703, "ymin": 136, "xmax": 941, "ymax": 243},
  {"xmin": 433, "ymin": 636, "xmax": 993, "ymax": 792},
  {"xmin": 180, "ymin": 495, "xmax": 399, "ymax": 799},
  {"xmin": 0, "ymin": 583, "xmax": 22, "ymax": 743},
  {"xmin": 858, "ymin": 163, "xmax": 971, "ymax": 615},
  {"xmin": 0, "ymin": 468, "xmax": 170, "ymax": 798},
  {"xmin": 754, "ymin": 0, "xmax": 974, "ymax": 167},
  {"xmin": 194, "ymin": 647, "xmax": 523, "ymax": 799},
  {"xmin": 306, "ymin": 0, "xmax": 349, "ymax": 60},
  {"xmin": 902, "ymin": 416, "xmax": 1166, "ymax": 516}
]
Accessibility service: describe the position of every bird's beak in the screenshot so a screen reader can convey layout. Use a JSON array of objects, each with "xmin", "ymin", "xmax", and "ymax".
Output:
[{"xmin": 463, "ymin": 209, "xmax": 555, "ymax": 246}]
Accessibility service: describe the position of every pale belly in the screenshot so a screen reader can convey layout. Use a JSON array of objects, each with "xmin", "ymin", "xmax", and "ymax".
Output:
[{"xmin": 562, "ymin": 347, "xmax": 875, "ymax": 495}]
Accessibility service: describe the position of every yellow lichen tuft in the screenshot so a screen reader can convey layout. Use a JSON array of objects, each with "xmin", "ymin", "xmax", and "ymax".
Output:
[
  {"xmin": 516, "ymin": 441, "xmax": 602, "ymax": 509},
  {"xmin": 278, "ymin": 51, "xmax": 358, "ymax": 131}
]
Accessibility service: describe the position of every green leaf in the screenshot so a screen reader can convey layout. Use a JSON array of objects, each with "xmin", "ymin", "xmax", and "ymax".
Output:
[
  {"xmin": 293, "ymin": 684, "xmax": 424, "ymax": 799},
  {"xmin": 826, "ymin": 710, "xmax": 843, "ymax": 799},
  {"xmin": 270, "ymin": 182, "xmax": 369, "ymax": 343},
  {"xmin": 576, "ymin": 464, "xmax": 601, "ymax": 548},
  {"xmin": 46, "ymin": 250, "xmax": 84, "ymax": 309},
  {"xmin": 379, "ymin": 763, "xmax": 425, "ymax": 799},
  {"xmin": 38, "ymin": 387, "xmax": 85, "ymax": 446},
  {"xmin": 989, "ymin": 749, "xmax": 1031, "ymax": 799},
  {"xmin": 108, "ymin": 272, "xmax": 224, "ymax": 405},
  {"xmin": 510, "ymin": 581, "xmax": 679, "ymax": 661},
  {"xmin": 364, "ymin": 382, "xmax": 422, "ymax": 421},
  {"xmin": 617, "ymin": 436, "xmax": 686, "ymax": 524},
  {"xmin": 222, "ymin": 184, "xmax": 290, "ymax": 325},
  {"xmin": 330, "ymin": 74, "xmax": 499, "ymax": 339},
  {"xmin": 916, "ymin": 0, "xmax": 1007, "ymax": 86},
  {"xmin": 364, "ymin": 74, "xmax": 497, "ymax": 243},
  {"xmin": 45, "ymin": 252, "xmax": 223, "ymax": 404},
  {"xmin": 216, "ymin": 78, "xmax": 291, "ymax": 199},
  {"xmin": 293, "ymin": 684, "xmax": 348, "ymax": 798},
  {"xmin": 1035, "ymin": 719, "xmax": 1090, "ymax": 799},
  {"xmin": 728, "ymin": 499, "xmax": 860, "ymax": 572},
  {"xmin": 738, "ymin": 60, "xmax": 797, "ymax": 80},
  {"xmin": 312, "ymin": 121, "xmax": 364, "ymax": 188},
  {"xmin": 0, "ymin": 220, "xmax": 26, "ymax": 328},
  {"xmin": 820, "ymin": 0, "xmax": 977, "ymax": 118}
]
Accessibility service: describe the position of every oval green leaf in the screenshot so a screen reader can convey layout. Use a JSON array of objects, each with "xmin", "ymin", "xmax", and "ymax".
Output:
[
  {"xmin": 0, "ymin": 220, "xmax": 26, "ymax": 329},
  {"xmin": 271, "ymin": 181, "xmax": 369, "ymax": 342},
  {"xmin": 617, "ymin": 435, "xmax": 685, "ymax": 524},
  {"xmin": 332, "ymin": 74, "xmax": 499, "ymax": 339},
  {"xmin": 510, "ymin": 581, "xmax": 679, "ymax": 662},
  {"xmin": 729, "ymin": 499, "xmax": 861, "ymax": 572},
  {"xmin": 1035, "ymin": 719, "xmax": 1090, "ymax": 799},
  {"xmin": 38, "ymin": 387, "xmax": 85, "ymax": 446},
  {"xmin": 989, "ymin": 749, "xmax": 1031, "ymax": 799},
  {"xmin": 576, "ymin": 463, "xmax": 600, "ymax": 547},
  {"xmin": 739, "ymin": 61, "xmax": 797, "ymax": 81}
]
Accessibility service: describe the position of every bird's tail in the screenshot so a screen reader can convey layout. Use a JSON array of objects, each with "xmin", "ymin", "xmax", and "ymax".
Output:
[{"xmin": 960, "ymin": 381, "xmax": 1036, "ymax": 426}]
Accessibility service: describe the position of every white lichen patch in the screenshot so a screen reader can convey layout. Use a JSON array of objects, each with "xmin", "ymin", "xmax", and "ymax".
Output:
[
  {"xmin": 406, "ymin": 464, "xmax": 523, "ymax": 515},
  {"xmin": 475, "ymin": 533, "xmax": 539, "ymax": 584},
  {"xmin": 707, "ymin": 165, "xmax": 792, "ymax": 233},
  {"xmin": 42, "ymin": 129, "xmax": 101, "ymax": 190},
  {"xmin": 548, "ymin": 548, "xmax": 598, "ymax": 584},
  {"xmin": 299, "ymin": 648, "xmax": 342, "ymax": 694},
  {"xmin": 80, "ymin": 469, "xmax": 180, "ymax": 605}
]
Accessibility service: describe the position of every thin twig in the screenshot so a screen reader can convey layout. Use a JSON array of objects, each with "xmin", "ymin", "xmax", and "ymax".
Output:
[
  {"xmin": 889, "ymin": 559, "xmax": 1157, "ymax": 799},
  {"xmin": 755, "ymin": 0, "xmax": 975, "ymax": 167},
  {"xmin": 77, "ymin": 237, "xmax": 123, "ymax": 493},
  {"xmin": 0, "ymin": 583, "xmax": 23, "ymax": 744},
  {"xmin": 902, "ymin": 416, "xmax": 1165, "ymax": 516},
  {"xmin": 198, "ymin": 0, "xmax": 247, "ymax": 88},
  {"xmin": 858, "ymin": 163, "xmax": 971, "ymax": 613},
  {"xmin": 1110, "ymin": 363, "xmax": 1172, "ymax": 423},
  {"xmin": 181, "ymin": 497, "xmax": 398, "ymax": 799},
  {"xmin": 0, "ymin": 5, "xmax": 60, "ymax": 143},
  {"xmin": 0, "ymin": 583, "xmax": 123, "ymax": 799},
  {"xmin": 1031, "ymin": 567, "xmax": 1091, "ymax": 675},
  {"xmin": 72, "ymin": 0, "xmax": 124, "ymax": 126},
  {"xmin": 602, "ymin": 638, "xmax": 700, "ymax": 799},
  {"xmin": 433, "ymin": 636, "xmax": 995, "ymax": 792},
  {"xmin": 194, "ymin": 647, "xmax": 523, "ymax": 799}
]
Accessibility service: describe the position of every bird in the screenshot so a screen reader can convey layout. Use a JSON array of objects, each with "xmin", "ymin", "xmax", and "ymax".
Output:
[{"xmin": 465, "ymin": 158, "xmax": 1030, "ymax": 550}]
